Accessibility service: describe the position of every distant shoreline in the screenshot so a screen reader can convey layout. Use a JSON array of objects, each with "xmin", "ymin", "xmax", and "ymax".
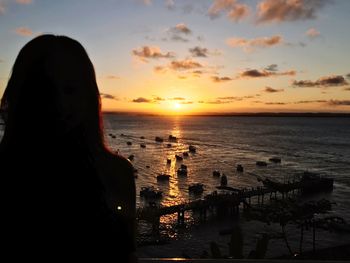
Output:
[{"xmin": 102, "ymin": 112, "xmax": 350, "ymax": 118}]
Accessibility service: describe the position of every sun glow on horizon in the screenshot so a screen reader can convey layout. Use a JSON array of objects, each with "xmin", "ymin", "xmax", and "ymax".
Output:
[{"xmin": 174, "ymin": 102, "xmax": 181, "ymax": 110}]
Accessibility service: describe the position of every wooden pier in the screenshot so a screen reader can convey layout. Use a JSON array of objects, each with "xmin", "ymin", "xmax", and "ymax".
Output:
[{"xmin": 137, "ymin": 180, "xmax": 303, "ymax": 231}]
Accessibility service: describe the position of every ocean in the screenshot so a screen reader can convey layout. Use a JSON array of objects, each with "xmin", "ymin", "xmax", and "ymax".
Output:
[{"xmin": 103, "ymin": 114, "xmax": 350, "ymax": 258}]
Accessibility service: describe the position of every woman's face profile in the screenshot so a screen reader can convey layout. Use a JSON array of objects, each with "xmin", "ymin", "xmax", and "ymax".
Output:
[{"xmin": 47, "ymin": 46, "xmax": 91, "ymax": 134}]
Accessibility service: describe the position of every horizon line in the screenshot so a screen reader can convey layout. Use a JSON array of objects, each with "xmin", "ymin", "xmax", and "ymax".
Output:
[{"xmin": 101, "ymin": 111, "xmax": 350, "ymax": 117}]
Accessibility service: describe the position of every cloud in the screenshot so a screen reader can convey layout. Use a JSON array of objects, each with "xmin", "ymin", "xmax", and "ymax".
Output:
[
  {"xmin": 170, "ymin": 34, "xmax": 189, "ymax": 42},
  {"xmin": 132, "ymin": 97, "xmax": 152, "ymax": 103},
  {"xmin": 238, "ymin": 68, "xmax": 295, "ymax": 78},
  {"xmin": 208, "ymin": 0, "xmax": 250, "ymax": 22},
  {"xmin": 170, "ymin": 23, "xmax": 192, "ymax": 35},
  {"xmin": 153, "ymin": 65, "xmax": 167, "ymax": 74},
  {"xmin": 256, "ymin": 0, "xmax": 330, "ymax": 24},
  {"xmin": 205, "ymin": 99, "xmax": 233, "ymax": 104},
  {"xmin": 193, "ymin": 70, "xmax": 203, "ymax": 75},
  {"xmin": 170, "ymin": 59, "xmax": 203, "ymax": 71},
  {"xmin": 106, "ymin": 75, "xmax": 120, "ymax": 80},
  {"xmin": 166, "ymin": 23, "xmax": 192, "ymax": 42},
  {"xmin": 212, "ymin": 76, "xmax": 232, "ymax": 83},
  {"xmin": 226, "ymin": 35, "xmax": 283, "ymax": 52},
  {"xmin": 180, "ymin": 101, "xmax": 193, "ymax": 104},
  {"xmin": 14, "ymin": 27, "xmax": 33, "ymax": 36},
  {"xmin": 201, "ymin": 95, "xmax": 259, "ymax": 104},
  {"xmin": 265, "ymin": 64, "xmax": 278, "ymax": 71},
  {"xmin": 265, "ymin": 102, "xmax": 287, "ymax": 105},
  {"xmin": 327, "ymin": 100, "xmax": 350, "ymax": 106},
  {"xmin": 263, "ymin": 86, "xmax": 284, "ymax": 93},
  {"xmin": 100, "ymin": 93, "xmax": 119, "ymax": 100},
  {"xmin": 306, "ymin": 28, "xmax": 320, "ymax": 38},
  {"xmin": 16, "ymin": 0, "xmax": 32, "ymax": 4},
  {"xmin": 294, "ymin": 100, "xmax": 327, "ymax": 104},
  {"xmin": 293, "ymin": 75, "xmax": 348, "ymax": 87},
  {"xmin": 132, "ymin": 46, "xmax": 175, "ymax": 62},
  {"xmin": 0, "ymin": 0, "xmax": 5, "ymax": 15},
  {"xmin": 189, "ymin": 46, "xmax": 208, "ymax": 57},
  {"xmin": 141, "ymin": 0, "xmax": 152, "ymax": 5},
  {"xmin": 165, "ymin": 0, "xmax": 175, "ymax": 10},
  {"xmin": 170, "ymin": 97, "xmax": 186, "ymax": 100},
  {"xmin": 152, "ymin": 96, "xmax": 165, "ymax": 101}
]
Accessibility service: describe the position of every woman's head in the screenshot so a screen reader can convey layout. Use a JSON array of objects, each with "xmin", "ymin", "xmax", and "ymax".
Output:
[{"xmin": 1, "ymin": 34, "xmax": 104, "ymax": 147}]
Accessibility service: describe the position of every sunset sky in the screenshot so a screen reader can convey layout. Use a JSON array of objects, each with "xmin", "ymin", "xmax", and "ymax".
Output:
[{"xmin": 0, "ymin": 0, "xmax": 349, "ymax": 114}]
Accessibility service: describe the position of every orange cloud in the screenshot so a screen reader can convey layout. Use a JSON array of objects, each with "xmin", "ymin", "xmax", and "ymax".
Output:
[
  {"xmin": 263, "ymin": 86, "xmax": 284, "ymax": 93},
  {"xmin": 256, "ymin": 0, "xmax": 330, "ymax": 24},
  {"xmin": 293, "ymin": 75, "xmax": 348, "ymax": 87},
  {"xmin": 16, "ymin": 0, "xmax": 32, "ymax": 4},
  {"xmin": 132, "ymin": 46, "xmax": 175, "ymax": 62},
  {"xmin": 0, "ymin": 1, "xmax": 6, "ymax": 15},
  {"xmin": 306, "ymin": 28, "xmax": 320, "ymax": 38},
  {"xmin": 211, "ymin": 76, "xmax": 232, "ymax": 83},
  {"xmin": 171, "ymin": 23, "xmax": 192, "ymax": 34},
  {"xmin": 327, "ymin": 100, "xmax": 350, "ymax": 106},
  {"xmin": 208, "ymin": 0, "xmax": 250, "ymax": 22},
  {"xmin": 14, "ymin": 27, "xmax": 33, "ymax": 36},
  {"xmin": 226, "ymin": 35, "xmax": 283, "ymax": 51},
  {"xmin": 170, "ymin": 59, "xmax": 203, "ymax": 71},
  {"xmin": 239, "ymin": 68, "xmax": 295, "ymax": 78}
]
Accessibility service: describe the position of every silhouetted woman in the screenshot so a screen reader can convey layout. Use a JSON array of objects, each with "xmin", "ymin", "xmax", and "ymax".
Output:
[{"xmin": 0, "ymin": 35, "xmax": 136, "ymax": 261}]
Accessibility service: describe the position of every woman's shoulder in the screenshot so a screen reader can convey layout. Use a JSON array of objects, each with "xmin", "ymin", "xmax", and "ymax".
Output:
[
  {"xmin": 96, "ymin": 149, "xmax": 136, "ymax": 212},
  {"xmin": 98, "ymin": 149, "xmax": 133, "ymax": 172}
]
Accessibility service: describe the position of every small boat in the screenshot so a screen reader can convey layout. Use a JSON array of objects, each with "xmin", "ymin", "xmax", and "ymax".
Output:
[
  {"xmin": 140, "ymin": 143, "xmax": 146, "ymax": 148},
  {"xmin": 140, "ymin": 136, "xmax": 145, "ymax": 139},
  {"xmin": 188, "ymin": 183, "xmax": 204, "ymax": 194},
  {"xmin": 128, "ymin": 154, "xmax": 134, "ymax": 161},
  {"xmin": 183, "ymin": 152, "xmax": 189, "ymax": 157},
  {"xmin": 236, "ymin": 164, "xmax": 243, "ymax": 172},
  {"xmin": 166, "ymin": 158, "xmax": 171, "ymax": 164},
  {"xmin": 213, "ymin": 170, "xmax": 221, "ymax": 177},
  {"xmin": 167, "ymin": 143, "xmax": 172, "ymax": 148},
  {"xmin": 256, "ymin": 161, "xmax": 267, "ymax": 167},
  {"xmin": 155, "ymin": 136, "xmax": 164, "ymax": 142},
  {"xmin": 169, "ymin": 135, "xmax": 177, "ymax": 141},
  {"xmin": 175, "ymin": 155, "xmax": 183, "ymax": 161},
  {"xmin": 111, "ymin": 135, "xmax": 116, "ymax": 139},
  {"xmin": 181, "ymin": 164, "xmax": 187, "ymax": 170},
  {"xmin": 127, "ymin": 141, "xmax": 132, "ymax": 145},
  {"xmin": 269, "ymin": 157, "xmax": 281, "ymax": 163},
  {"xmin": 189, "ymin": 145, "xmax": 196, "ymax": 153},
  {"xmin": 157, "ymin": 173, "xmax": 170, "ymax": 181},
  {"xmin": 140, "ymin": 186, "xmax": 163, "ymax": 199},
  {"xmin": 177, "ymin": 167, "xmax": 188, "ymax": 176},
  {"xmin": 220, "ymin": 174, "xmax": 228, "ymax": 186}
]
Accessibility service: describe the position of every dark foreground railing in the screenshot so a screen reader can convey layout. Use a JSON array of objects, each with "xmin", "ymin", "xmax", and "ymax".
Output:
[{"xmin": 139, "ymin": 259, "xmax": 349, "ymax": 263}]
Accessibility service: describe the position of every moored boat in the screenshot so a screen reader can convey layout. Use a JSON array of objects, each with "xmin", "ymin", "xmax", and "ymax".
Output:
[{"xmin": 140, "ymin": 186, "xmax": 163, "ymax": 199}]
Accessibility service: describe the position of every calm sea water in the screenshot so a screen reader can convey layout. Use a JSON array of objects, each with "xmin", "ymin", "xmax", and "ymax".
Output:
[
  {"xmin": 104, "ymin": 114, "xmax": 350, "ymax": 257},
  {"xmin": 104, "ymin": 115, "xmax": 350, "ymax": 211}
]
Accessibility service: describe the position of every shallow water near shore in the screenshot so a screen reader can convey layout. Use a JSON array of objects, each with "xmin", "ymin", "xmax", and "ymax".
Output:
[{"xmin": 103, "ymin": 114, "xmax": 350, "ymax": 258}]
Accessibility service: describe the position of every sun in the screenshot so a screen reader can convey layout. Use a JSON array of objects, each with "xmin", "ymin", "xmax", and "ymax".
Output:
[{"xmin": 174, "ymin": 103, "xmax": 181, "ymax": 110}]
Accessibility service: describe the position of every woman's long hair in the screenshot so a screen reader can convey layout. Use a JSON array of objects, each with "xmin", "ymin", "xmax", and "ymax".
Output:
[{"xmin": 0, "ymin": 34, "xmax": 105, "ymax": 151}]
